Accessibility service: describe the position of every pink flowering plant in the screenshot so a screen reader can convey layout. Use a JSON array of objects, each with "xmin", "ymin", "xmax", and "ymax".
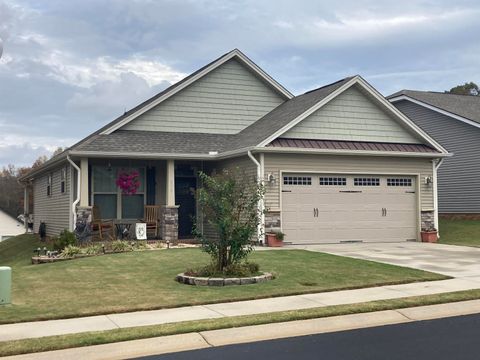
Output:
[{"xmin": 116, "ymin": 169, "xmax": 141, "ymax": 195}]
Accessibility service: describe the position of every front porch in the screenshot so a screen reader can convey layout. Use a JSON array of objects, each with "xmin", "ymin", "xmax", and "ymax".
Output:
[{"xmin": 74, "ymin": 158, "xmax": 202, "ymax": 241}]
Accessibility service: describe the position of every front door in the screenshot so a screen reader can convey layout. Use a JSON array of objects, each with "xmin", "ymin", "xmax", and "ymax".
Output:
[{"xmin": 175, "ymin": 177, "xmax": 197, "ymax": 238}]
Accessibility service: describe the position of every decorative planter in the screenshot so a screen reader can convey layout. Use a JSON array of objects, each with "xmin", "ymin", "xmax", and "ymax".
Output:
[
  {"xmin": 421, "ymin": 231, "xmax": 438, "ymax": 243},
  {"xmin": 176, "ymin": 272, "xmax": 274, "ymax": 286},
  {"xmin": 265, "ymin": 233, "xmax": 283, "ymax": 247}
]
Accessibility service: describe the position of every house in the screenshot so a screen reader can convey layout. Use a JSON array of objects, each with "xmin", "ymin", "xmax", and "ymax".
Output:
[
  {"xmin": 388, "ymin": 90, "xmax": 480, "ymax": 218},
  {"xmin": 0, "ymin": 209, "xmax": 24, "ymax": 242},
  {"xmin": 19, "ymin": 49, "xmax": 449, "ymax": 244}
]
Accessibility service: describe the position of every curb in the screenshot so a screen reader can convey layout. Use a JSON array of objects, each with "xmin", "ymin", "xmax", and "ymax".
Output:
[{"xmin": 4, "ymin": 299, "xmax": 480, "ymax": 360}]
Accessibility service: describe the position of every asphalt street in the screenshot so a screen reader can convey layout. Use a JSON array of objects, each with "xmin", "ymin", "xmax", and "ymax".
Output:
[{"xmin": 135, "ymin": 313, "xmax": 480, "ymax": 360}]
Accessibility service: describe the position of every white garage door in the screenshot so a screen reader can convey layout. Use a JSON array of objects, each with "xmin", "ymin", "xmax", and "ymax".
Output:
[{"xmin": 282, "ymin": 174, "xmax": 418, "ymax": 244}]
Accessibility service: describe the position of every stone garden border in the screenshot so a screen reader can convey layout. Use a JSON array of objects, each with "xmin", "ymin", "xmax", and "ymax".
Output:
[{"xmin": 176, "ymin": 272, "xmax": 274, "ymax": 286}]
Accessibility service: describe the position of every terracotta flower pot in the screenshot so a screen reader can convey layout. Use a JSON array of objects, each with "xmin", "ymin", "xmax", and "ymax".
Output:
[
  {"xmin": 421, "ymin": 231, "xmax": 438, "ymax": 243},
  {"xmin": 265, "ymin": 233, "xmax": 283, "ymax": 247}
]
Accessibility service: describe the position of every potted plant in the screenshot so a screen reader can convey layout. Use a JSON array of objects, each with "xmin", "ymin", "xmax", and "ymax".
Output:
[
  {"xmin": 265, "ymin": 231, "xmax": 284, "ymax": 247},
  {"xmin": 421, "ymin": 226, "xmax": 438, "ymax": 243}
]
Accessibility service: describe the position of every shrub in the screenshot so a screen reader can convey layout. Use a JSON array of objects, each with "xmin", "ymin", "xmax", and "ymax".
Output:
[
  {"xmin": 60, "ymin": 245, "xmax": 82, "ymax": 258},
  {"xmin": 133, "ymin": 240, "xmax": 148, "ymax": 250},
  {"xmin": 185, "ymin": 261, "xmax": 261, "ymax": 278},
  {"xmin": 52, "ymin": 230, "xmax": 77, "ymax": 251},
  {"xmin": 83, "ymin": 244, "xmax": 103, "ymax": 255},
  {"xmin": 111, "ymin": 240, "xmax": 133, "ymax": 252},
  {"xmin": 273, "ymin": 231, "xmax": 285, "ymax": 241},
  {"xmin": 193, "ymin": 169, "xmax": 264, "ymax": 272}
]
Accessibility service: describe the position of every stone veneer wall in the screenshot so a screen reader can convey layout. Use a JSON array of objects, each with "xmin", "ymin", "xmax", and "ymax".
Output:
[
  {"xmin": 421, "ymin": 210, "xmax": 435, "ymax": 231},
  {"xmin": 265, "ymin": 211, "xmax": 281, "ymax": 232},
  {"xmin": 160, "ymin": 205, "xmax": 179, "ymax": 242}
]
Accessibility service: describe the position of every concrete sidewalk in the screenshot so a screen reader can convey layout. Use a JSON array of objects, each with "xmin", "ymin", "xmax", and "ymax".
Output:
[
  {"xmin": 5, "ymin": 299, "xmax": 480, "ymax": 360},
  {"xmin": 1, "ymin": 276, "xmax": 480, "ymax": 342}
]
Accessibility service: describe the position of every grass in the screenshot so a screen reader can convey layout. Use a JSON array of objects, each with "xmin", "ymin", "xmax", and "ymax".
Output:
[
  {"xmin": 439, "ymin": 218, "xmax": 480, "ymax": 247},
  {"xmin": 0, "ymin": 234, "xmax": 447, "ymax": 324},
  {"xmin": 2, "ymin": 288, "xmax": 480, "ymax": 357}
]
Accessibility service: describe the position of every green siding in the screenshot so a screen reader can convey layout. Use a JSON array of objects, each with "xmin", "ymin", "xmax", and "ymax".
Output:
[
  {"xmin": 283, "ymin": 85, "xmax": 420, "ymax": 143},
  {"xmin": 122, "ymin": 59, "xmax": 285, "ymax": 134}
]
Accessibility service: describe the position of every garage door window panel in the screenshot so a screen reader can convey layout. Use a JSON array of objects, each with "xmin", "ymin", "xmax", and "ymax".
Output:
[
  {"xmin": 319, "ymin": 177, "xmax": 347, "ymax": 186},
  {"xmin": 283, "ymin": 176, "xmax": 312, "ymax": 185},
  {"xmin": 387, "ymin": 178, "xmax": 413, "ymax": 187},
  {"xmin": 354, "ymin": 177, "xmax": 380, "ymax": 186}
]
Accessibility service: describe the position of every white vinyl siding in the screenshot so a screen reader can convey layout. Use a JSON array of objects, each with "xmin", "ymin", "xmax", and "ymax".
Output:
[
  {"xmin": 282, "ymin": 85, "xmax": 420, "ymax": 143},
  {"xmin": 263, "ymin": 153, "xmax": 434, "ymax": 212},
  {"xmin": 33, "ymin": 165, "xmax": 71, "ymax": 237},
  {"xmin": 121, "ymin": 58, "xmax": 285, "ymax": 134}
]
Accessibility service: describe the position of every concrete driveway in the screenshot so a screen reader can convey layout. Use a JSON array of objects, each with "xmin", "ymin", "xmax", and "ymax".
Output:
[{"xmin": 289, "ymin": 242, "xmax": 480, "ymax": 279}]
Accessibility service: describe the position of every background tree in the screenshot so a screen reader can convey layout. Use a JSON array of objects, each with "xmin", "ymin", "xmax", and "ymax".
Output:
[
  {"xmin": 446, "ymin": 82, "xmax": 479, "ymax": 96},
  {"xmin": 194, "ymin": 169, "xmax": 264, "ymax": 272},
  {"xmin": 0, "ymin": 154, "xmax": 48, "ymax": 218},
  {"xmin": 52, "ymin": 147, "xmax": 64, "ymax": 157}
]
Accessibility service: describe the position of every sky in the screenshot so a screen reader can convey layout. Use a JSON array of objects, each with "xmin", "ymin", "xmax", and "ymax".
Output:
[{"xmin": 0, "ymin": 0, "xmax": 479, "ymax": 168}]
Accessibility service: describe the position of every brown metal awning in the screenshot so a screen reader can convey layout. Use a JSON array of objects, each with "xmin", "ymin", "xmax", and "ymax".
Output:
[{"xmin": 267, "ymin": 138, "xmax": 439, "ymax": 153}]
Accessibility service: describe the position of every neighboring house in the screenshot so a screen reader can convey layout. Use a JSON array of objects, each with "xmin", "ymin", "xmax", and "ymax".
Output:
[
  {"xmin": 389, "ymin": 90, "xmax": 480, "ymax": 217},
  {"xmin": 0, "ymin": 209, "xmax": 24, "ymax": 242},
  {"xmin": 19, "ymin": 49, "xmax": 449, "ymax": 244}
]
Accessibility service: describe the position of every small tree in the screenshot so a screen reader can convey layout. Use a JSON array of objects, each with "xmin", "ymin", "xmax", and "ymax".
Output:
[
  {"xmin": 194, "ymin": 169, "xmax": 264, "ymax": 272},
  {"xmin": 447, "ymin": 82, "xmax": 479, "ymax": 96}
]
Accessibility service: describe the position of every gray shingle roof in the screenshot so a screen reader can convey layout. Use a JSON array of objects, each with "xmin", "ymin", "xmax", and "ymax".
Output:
[
  {"xmin": 389, "ymin": 90, "xmax": 480, "ymax": 124},
  {"xmin": 74, "ymin": 131, "xmax": 235, "ymax": 154}
]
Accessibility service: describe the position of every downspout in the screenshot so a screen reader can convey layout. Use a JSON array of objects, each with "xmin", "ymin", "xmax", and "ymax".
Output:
[
  {"xmin": 432, "ymin": 158, "xmax": 444, "ymax": 237},
  {"xmin": 248, "ymin": 151, "xmax": 265, "ymax": 242},
  {"xmin": 67, "ymin": 156, "xmax": 80, "ymax": 231}
]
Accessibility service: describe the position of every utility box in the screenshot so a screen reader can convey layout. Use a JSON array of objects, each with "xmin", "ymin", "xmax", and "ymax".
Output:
[{"xmin": 0, "ymin": 266, "xmax": 12, "ymax": 305}]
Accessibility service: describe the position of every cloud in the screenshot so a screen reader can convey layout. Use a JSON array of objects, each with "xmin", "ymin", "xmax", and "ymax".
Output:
[{"xmin": 0, "ymin": 0, "xmax": 479, "ymax": 168}]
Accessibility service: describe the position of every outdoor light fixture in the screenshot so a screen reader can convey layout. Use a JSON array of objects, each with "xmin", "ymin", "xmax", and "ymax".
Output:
[
  {"xmin": 101, "ymin": 243, "xmax": 105, "ymax": 254},
  {"xmin": 266, "ymin": 173, "xmax": 276, "ymax": 184},
  {"xmin": 424, "ymin": 176, "xmax": 433, "ymax": 186},
  {"xmin": 43, "ymin": 247, "xmax": 47, "ymax": 256},
  {"xmin": 166, "ymin": 240, "xmax": 170, "ymax": 249}
]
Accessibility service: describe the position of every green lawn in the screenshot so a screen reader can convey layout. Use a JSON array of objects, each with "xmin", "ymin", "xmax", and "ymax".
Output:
[
  {"xmin": 439, "ymin": 218, "xmax": 480, "ymax": 247},
  {"xmin": 0, "ymin": 235, "xmax": 447, "ymax": 324}
]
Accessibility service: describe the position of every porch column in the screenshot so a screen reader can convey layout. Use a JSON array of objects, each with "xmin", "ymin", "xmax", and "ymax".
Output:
[
  {"xmin": 76, "ymin": 158, "xmax": 93, "ymax": 242},
  {"xmin": 160, "ymin": 159, "xmax": 179, "ymax": 242},
  {"xmin": 23, "ymin": 186, "xmax": 29, "ymax": 232},
  {"xmin": 166, "ymin": 159, "xmax": 175, "ymax": 206},
  {"xmin": 79, "ymin": 158, "xmax": 89, "ymax": 207}
]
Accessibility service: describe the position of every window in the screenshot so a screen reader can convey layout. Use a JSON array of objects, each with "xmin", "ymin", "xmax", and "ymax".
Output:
[
  {"xmin": 47, "ymin": 174, "xmax": 52, "ymax": 196},
  {"xmin": 354, "ymin": 177, "xmax": 380, "ymax": 186},
  {"xmin": 93, "ymin": 166, "xmax": 117, "ymax": 219},
  {"xmin": 319, "ymin": 177, "xmax": 347, "ymax": 186},
  {"xmin": 387, "ymin": 178, "xmax": 412, "ymax": 187},
  {"xmin": 60, "ymin": 168, "xmax": 66, "ymax": 193},
  {"xmin": 283, "ymin": 176, "xmax": 312, "ymax": 185},
  {"xmin": 92, "ymin": 166, "xmax": 145, "ymax": 219}
]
